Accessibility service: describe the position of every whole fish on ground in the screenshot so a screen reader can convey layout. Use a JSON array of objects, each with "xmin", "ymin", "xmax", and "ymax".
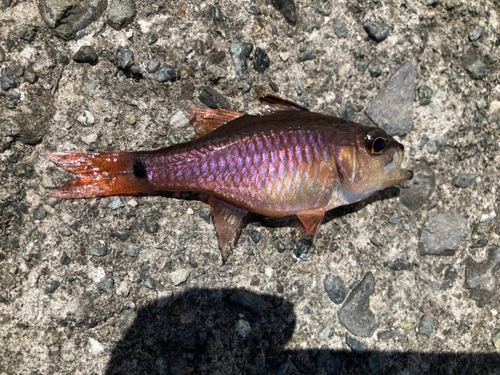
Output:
[{"xmin": 48, "ymin": 96, "xmax": 413, "ymax": 261}]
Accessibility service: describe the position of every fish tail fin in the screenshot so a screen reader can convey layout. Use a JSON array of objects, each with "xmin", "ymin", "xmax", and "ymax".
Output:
[{"xmin": 47, "ymin": 151, "xmax": 153, "ymax": 198}]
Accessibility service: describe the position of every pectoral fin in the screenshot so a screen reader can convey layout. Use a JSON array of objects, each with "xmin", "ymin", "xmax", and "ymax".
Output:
[
  {"xmin": 297, "ymin": 210, "xmax": 325, "ymax": 236},
  {"xmin": 209, "ymin": 196, "xmax": 247, "ymax": 262},
  {"xmin": 184, "ymin": 108, "xmax": 243, "ymax": 138}
]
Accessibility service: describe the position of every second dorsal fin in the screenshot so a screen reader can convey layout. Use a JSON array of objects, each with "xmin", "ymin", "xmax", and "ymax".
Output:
[
  {"xmin": 259, "ymin": 95, "xmax": 309, "ymax": 114},
  {"xmin": 184, "ymin": 108, "xmax": 244, "ymax": 139}
]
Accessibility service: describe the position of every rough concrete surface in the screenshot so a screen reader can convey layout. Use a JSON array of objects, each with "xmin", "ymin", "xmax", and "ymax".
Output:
[{"xmin": 1, "ymin": 0, "xmax": 500, "ymax": 374}]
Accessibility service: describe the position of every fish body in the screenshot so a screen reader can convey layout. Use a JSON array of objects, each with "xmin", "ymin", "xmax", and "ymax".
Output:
[{"xmin": 48, "ymin": 96, "xmax": 412, "ymax": 259}]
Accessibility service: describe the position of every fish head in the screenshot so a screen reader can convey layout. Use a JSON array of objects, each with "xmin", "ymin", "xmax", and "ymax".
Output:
[{"xmin": 336, "ymin": 127, "xmax": 413, "ymax": 199}]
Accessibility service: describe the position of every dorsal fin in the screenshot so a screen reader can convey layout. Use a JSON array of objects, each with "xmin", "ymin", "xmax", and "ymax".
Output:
[
  {"xmin": 184, "ymin": 108, "xmax": 244, "ymax": 139},
  {"xmin": 259, "ymin": 95, "xmax": 309, "ymax": 114}
]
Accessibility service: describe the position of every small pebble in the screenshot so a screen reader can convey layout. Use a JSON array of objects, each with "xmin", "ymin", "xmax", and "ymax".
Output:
[
  {"xmin": 319, "ymin": 326, "xmax": 331, "ymax": 340},
  {"xmin": 293, "ymin": 238, "xmax": 315, "ymax": 261},
  {"xmin": 143, "ymin": 276, "xmax": 156, "ymax": 290},
  {"xmin": 295, "ymin": 82, "xmax": 303, "ymax": 95},
  {"xmin": 452, "ymin": 174, "xmax": 476, "ymax": 188},
  {"xmin": 77, "ymin": 110, "xmax": 95, "ymax": 126},
  {"xmin": 250, "ymin": 229, "xmax": 262, "ymax": 244},
  {"xmin": 363, "ymin": 20, "xmax": 390, "ymax": 42},
  {"xmin": 476, "ymin": 99, "xmax": 486, "ymax": 110},
  {"xmin": 469, "ymin": 26, "xmax": 483, "ymax": 42},
  {"xmin": 297, "ymin": 51, "xmax": 315, "ymax": 63},
  {"xmin": 170, "ymin": 268, "xmax": 191, "ymax": 286},
  {"xmin": 144, "ymin": 217, "xmax": 159, "ymax": 233},
  {"xmin": 147, "ymin": 33, "xmax": 158, "ymax": 45},
  {"xmin": 98, "ymin": 278, "xmax": 114, "ymax": 293},
  {"xmin": 358, "ymin": 61, "xmax": 369, "ymax": 72},
  {"xmin": 1, "ymin": 68, "xmax": 16, "ymax": 91},
  {"xmin": 60, "ymin": 252, "xmax": 71, "ymax": 265},
  {"xmin": 418, "ymin": 315, "xmax": 434, "ymax": 335},
  {"xmin": 377, "ymin": 331, "xmax": 394, "ymax": 340},
  {"xmin": 129, "ymin": 247, "xmax": 140, "ymax": 257},
  {"xmin": 62, "ymin": 353, "xmax": 76, "ymax": 363},
  {"xmin": 333, "ymin": 18, "xmax": 348, "ymax": 38},
  {"xmin": 146, "ymin": 60, "xmax": 160, "ymax": 73},
  {"xmin": 73, "ymin": 46, "xmax": 98, "ymax": 65},
  {"xmin": 418, "ymin": 86, "xmax": 433, "ymax": 106},
  {"xmin": 109, "ymin": 198, "xmax": 125, "ymax": 210},
  {"xmin": 270, "ymin": 82, "xmax": 279, "ymax": 92},
  {"xmin": 346, "ymin": 334, "xmax": 367, "ymax": 354},
  {"xmin": 33, "ymin": 204, "xmax": 47, "ymax": 220},
  {"xmin": 253, "ymin": 47, "xmax": 270, "ymax": 73},
  {"xmin": 124, "ymin": 113, "xmax": 136, "ymax": 125},
  {"xmin": 89, "ymin": 241, "xmax": 108, "ymax": 256},
  {"xmin": 155, "ymin": 64, "xmax": 176, "ymax": 83},
  {"xmin": 369, "ymin": 67, "xmax": 382, "ymax": 77}
]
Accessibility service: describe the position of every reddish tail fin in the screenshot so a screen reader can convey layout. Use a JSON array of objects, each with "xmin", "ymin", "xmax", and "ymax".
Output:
[{"xmin": 47, "ymin": 152, "xmax": 153, "ymax": 198}]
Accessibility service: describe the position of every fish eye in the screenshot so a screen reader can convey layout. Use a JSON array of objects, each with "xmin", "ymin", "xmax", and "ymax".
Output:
[{"xmin": 365, "ymin": 129, "xmax": 389, "ymax": 155}]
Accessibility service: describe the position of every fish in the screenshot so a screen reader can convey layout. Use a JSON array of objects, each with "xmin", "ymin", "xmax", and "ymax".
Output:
[{"xmin": 47, "ymin": 95, "xmax": 413, "ymax": 261}]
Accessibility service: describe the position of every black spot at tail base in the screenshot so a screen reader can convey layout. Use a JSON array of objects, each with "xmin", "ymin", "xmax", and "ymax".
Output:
[{"xmin": 133, "ymin": 161, "xmax": 147, "ymax": 179}]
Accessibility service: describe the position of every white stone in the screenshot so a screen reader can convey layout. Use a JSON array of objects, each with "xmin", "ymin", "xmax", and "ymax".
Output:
[
  {"xmin": 77, "ymin": 109, "xmax": 94, "ymax": 126},
  {"xmin": 88, "ymin": 338, "xmax": 104, "ymax": 355},
  {"xmin": 81, "ymin": 133, "xmax": 98, "ymax": 145},
  {"xmin": 169, "ymin": 268, "xmax": 191, "ymax": 286}
]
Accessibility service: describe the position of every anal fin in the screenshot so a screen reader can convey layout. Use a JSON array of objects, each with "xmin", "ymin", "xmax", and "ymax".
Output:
[
  {"xmin": 296, "ymin": 210, "xmax": 325, "ymax": 236},
  {"xmin": 209, "ymin": 196, "xmax": 247, "ymax": 262},
  {"xmin": 184, "ymin": 108, "xmax": 243, "ymax": 139}
]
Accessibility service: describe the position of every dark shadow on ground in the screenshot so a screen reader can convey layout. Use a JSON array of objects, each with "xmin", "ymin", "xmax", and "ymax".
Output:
[{"xmin": 105, "ymin": 288, "xmax": 500, "ymax": 375}]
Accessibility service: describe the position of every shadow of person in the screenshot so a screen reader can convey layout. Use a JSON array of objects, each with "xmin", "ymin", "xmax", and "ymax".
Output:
[{"xmin": 105, "ymin": 288, "xmax": 500, "ymax": 375}]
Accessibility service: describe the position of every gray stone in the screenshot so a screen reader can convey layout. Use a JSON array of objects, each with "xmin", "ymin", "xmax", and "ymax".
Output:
[
  {"xmin": 24, "ymin": 70, "xmax": 38, "ymax": 84},
  {"xmin": 1, "ymin": 68, "xmax": 16, "ymax": 91},
  {"xmin": 342, "ymin": 102, "xmax": 355, "ymax": 120},
  {"xmin": 420, "ymin": 213, "xmax": 469, "ymax": 255},
  {"xmin": 169, "ymin": 268, "xmax": 190, "ymax": 286},
  {"xmin": 89, "ymin": 241, "xmax": 108, "ymax": 256},
  {"xmin": 297, "ymin": 51, "xmax": 315, "ymax": 63},
  {"xmin": 292, "ymin": 238, "xmax": 315, "ymax": 261},
  {"xmin": 418, "ymin": 315, "xmax": 434, "ymax": 335},
  {"xmin": 452, "ymin": 174, "xmax": 476, "ymax": 188},
  {"xmin": 129, "ymin": 247, "xmax": 139, "ymax": 257},
  {"xmin": 338, "ymin": 272, "xmax": 378, "ymax": 337},
  {"xmin": 45, "ymin": 280, "xmax": 60, "ymax": 294},
  {"xmin": 143, "ymin": 276, "xmax": 156, "ymax": 289},
  {"xmin": 109, "ymin": 198, "xmax": 125, "ymax": 210},
  {"xmin": 476, "ymin": 99, "xmax": 486, "ymax": 110},
  {"xmin": 358, "ymin": 61, "xmax": 369, "ymax": 72},
  {"xmin": 146, "ymin": 60, "xmax": 160, "ymax": 73},
  {"xmin": 62, "ymin": 353, "xmax": 76, "ymax": 363},
  {"xmin": 107, "ymin": 0, "xmax": 136, "ymax": 30},
  {"xmin": 377, "ymin": 330, "xmax": 394, "ymax": 340},
  {"xmin": 58, "ymin": 227, "xmax": 72, "ymax": 237},
  {"xmin": 346, "ymin": 334, "xmax": 367, "ymax": 354},
  {"xmin": 369, "ymin": 67, "xmax": 382, "ymax": 77},
  {"xmin": 426, "ymin": 137, "xmax": 442, "ymax": 154},
  {"xmin": 7, "ymin": 90, "xmax": 21, "ymax": 100},
  {"xmin": 60, "ymin": 252, "xmax": 71, "ymax": 265},
  {"xmin": 469, "ymin": 26, "xmax": 483, "ymax": 42},
  {"xmin": 229, "ymin": 42, "xmax": 253, "ymax": 79},
  {"xmin": 144, "ymin": 216, "xmax": 159, "ymax": 233},
  {"xmin": 38, "ymin": 0, "xmax": 107, "ymax": 40},
  {"xmin": 463, "ymin": 50, "xmax": 487, "ymax": 80},
  {"xmin": 10, "ymin": 96, "xmax": 55, "ymax": 145},
  {"xmin": 465, "ymin": 249, "xmax": 500, "ymax": 294},
  {"xmin": 199, "ymin": 87, "xmax": 231, "ymax": 110},
  {"xmin": 97, "ymin": 278, "xmax": 114, "ymax": 293},
  {"xmin": 324, "ymin": 275, "xmax": 347, "ymax": 304},
  {"xmin": 399, "ymin": 161, "xmax": 436, "ymax": 211},
  {"xmin": 333, "ymin": 18, "xmax": 348, "ymax": 38},
  {"xmin": 319, "ymin": 326, "xmax": 331, "ymax": 340},
  {"xmin": 33, "ymin": 204, "xmax": 47, "ymax": 220},
  {"xmin": 0, "ymin": 46, "xmax": 5, "ymax": 63},
  {"xmin": 418, "ymin": 85, "xmax": 433, "ymax": 106},
  {"xmin": 73, "ymin": 46, "xmax": 98, "ymax": 65},
  {"xmin": 155, "ymin": 64, "xmax": 176, "ymax": 83},
  {"xmin": 366, "ymin": 62, "xmax": 416, "ymax": 136},
  {"xmin": 230, "ymin": 289, "xmax": 270, "ymax": 313},
  {"xmin": 77, "ymin": 109, "xmax": 94, "ymax": 126},
  {"xmin": 117, "ymin": 48, "xmax": 134, "ymax": 70},
  {"xmin": 250, "ymin": 229, "xmax": 261, "ymax": 244},
  {"xmin": 363, "ymin": 20, "xmax": 390, "ymax": 42},
  {"xmin": 422, "ymin": 0, "xmax": 439, "ymax": 5},
  {"xmin": 271, "ymin": 0, "xmax": 296, "ymax": 26}
]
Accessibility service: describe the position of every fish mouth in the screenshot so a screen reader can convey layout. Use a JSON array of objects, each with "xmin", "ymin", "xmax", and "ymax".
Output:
[{"xmin": 385, "ymin": 147, "xmax": 413, "ymax": 184}]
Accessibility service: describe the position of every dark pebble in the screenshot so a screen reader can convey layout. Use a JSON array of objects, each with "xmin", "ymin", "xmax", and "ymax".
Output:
[
  {"xmin": 144, "ymin": 276, "xmax": 156, "ymax": 289},
  {"xmin": 253, "ymin": 47, "xmax": 270, "ymax": 73},
  {"xmin": 465, "ymin": 249, "xmax": 500, "ymax": 301},
  {"xmin": 369, "ymin": 67, "xmax": 382, "ymax": 77},
  {"xmin": 247, "ymin": 5, "xmax": 261, "ymax": 15},
  {"xmin": 155, "ymin": 64, "xmax": 176, "ymax": 83},
  {"xmin": 452, "ymin": 174, "xmax": 476, "ymax": 188},
  {"xmin": 297, "ymin": 51, "xmax": 315, "ymax": 63},
  {"xmin": 363, "ymin": 20, "xmax": 390, "ymax": 42},
  {"xmin": 346, "ymin": 334, "xmax": 367, "ymax": 354},
  {"xmin": 0, "ymin": 46, "xmax": 5, "ymax": 62},
  {"xmin": 45, "ymin": 281, "xmax": 61, "ymax": 294},
  {"xmin": 97, "ymin": 278, "xmax": 114, "ymax": 293},
  {"xmin": 73, "ymin": 46, "xmax": 98, "ymax": 65},
  {"xmin": 147, "ymin": 33, "xmax": 158, "ymax": 45},
  {"xmin": 33, "ymin": 204, "xmax": 47, "ymax": 220},
  {"xmin": 270, "ymin": 82, "xmax": 279, "ymax": 92},
  {"xmin": 418, "ymin": 85, "xmax": 433, "ymax": 106},
  {"xmin": 55, "ymin": 51, "xmax": 70, "ymax": 65},
  {"xmin": 271, "ymin": 0, "xmax": 297, "ymax": 26},
  {"xmin": 144, "ymin": 216, "xmax": 159, "ymax": 233},
  {"xmin": 338, "ymin": 272, "xmax": 377, "ymax": 337},
  {"xmin": 112, "ymin": 230, "xmax": 130, "ymax": 241},
  {"xmin": 323, "ymin": 275, "xmax": 347, "ymax": 304},
  {"xmin": 230, "ymin": 289, "xmax": 269, "ymax": 313},
  {"xmin": 199, "ymin": 209, "xmax": 211, "ymax": 223},
  {"xmin": 250, "ymin": 229, "xmax": 261, "ymax": 244},
  {"xmin": 147, "ymin": 60, "xmax": 160, "ymax": 73},
  {"xmin": 60, "ymin": 252, "xmax": 71, "ymax": 265},
  {"xmin": 7, "ymin": 90, "xmax": 21, "ymax": 100},
  {"xmin": 238, "ymin": 81, "xmax": 252, "ymax": 93},
  {"xmin": 377, "ymin": 330, "xmax": 394, "ymax": 340},
  {"xmin": 333, "ymin": 18, "xmax": 348, "ymax": 38},
  {"xmin": 89, "ymin": 241, "xmax": 108, "ymax": 256},
  {"xmin": 277, "ymin": 363, "xmax": 289, "ymax": 375},
  {"xmin": 463, "ymin": 50, "xmax": 487, "ymax": 80},
  {"xmin": 441, "ymin": 266, "xmax": 458, "ymax": 290},
  {"xmin": 129, "ymin": 247, "xmax": 140, "ymax": 257},
  {"xmin": 1, "ymin": 68, "xmax": 16, "ymax": 91},
  {"xmin": 293, "ymin": 238, "xmax": 315, "ymax": 261},
  {"xmin": 24, "ymin": 71, "xmax": 38, "ymax": 84},
  {"xmin": 277, "ymin": 242, "xmax": 287, "ymax": 253},
  {"xmin": 342, "ymin": 102, "xmax": 355, "ymax": 120},
  {"xmin": 213, "ymin": 6, "xmax": 224, "ymax": 22},
  {"xmin": 389, "ymin": 260, "xmax": 413, "ymax": 271},
  {"xmin": 199, "ymin": 87, "xmax": 231, "ymax": 110},
  {"xmin": 271, "ymin": 26, "xmax": 278, "ymax": 36},
  {"xmin": 358, "ymin": 61, "xmax": 369, "ymax": 72}
]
